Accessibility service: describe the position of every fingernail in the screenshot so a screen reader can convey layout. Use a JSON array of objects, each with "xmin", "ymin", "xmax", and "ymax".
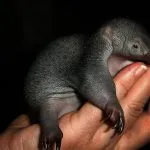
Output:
[{"xmin": 135, "ymin": 64, "xmax": 147, "ymax": 76}]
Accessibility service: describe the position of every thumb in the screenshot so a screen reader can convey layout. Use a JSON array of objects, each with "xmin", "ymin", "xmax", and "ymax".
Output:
[
  {"xmin": 122, "ymin": 66, "xmax": 150, "ymax": 125},
  {"xmin": 114, "ymin": 62, "xmax": 148, "ymax": 100}
]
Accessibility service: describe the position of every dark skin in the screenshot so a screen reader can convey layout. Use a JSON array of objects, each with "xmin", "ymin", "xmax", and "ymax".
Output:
[{"xmin": 0, "ymin": 62, "xmax": 150, "ymax": 150}]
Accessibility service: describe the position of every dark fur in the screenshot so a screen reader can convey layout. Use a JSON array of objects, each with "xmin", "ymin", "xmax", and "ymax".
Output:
[{"xmin": 24, "ymin": 18, "xmax": 150, "ymax": 150}]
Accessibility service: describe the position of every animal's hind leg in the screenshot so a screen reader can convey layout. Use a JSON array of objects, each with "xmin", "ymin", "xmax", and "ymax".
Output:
[{"xmin": 39, "ymin": 92, "xmax": 81, "ymax": 150}]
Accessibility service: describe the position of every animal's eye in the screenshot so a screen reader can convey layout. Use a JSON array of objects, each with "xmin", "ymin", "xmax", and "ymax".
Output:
[{"xmin": 132, "ymin": 44, "xmax": 138, "ymax": 49}]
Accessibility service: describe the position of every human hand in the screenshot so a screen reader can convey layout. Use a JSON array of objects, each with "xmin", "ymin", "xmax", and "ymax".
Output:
[
  {"xmin": 59, "ymin": 62, "xmax": 150, "ymax": 150},
  {"xmin": 0, "ymin": 62, "xmax": 150, "ymax": 150}
]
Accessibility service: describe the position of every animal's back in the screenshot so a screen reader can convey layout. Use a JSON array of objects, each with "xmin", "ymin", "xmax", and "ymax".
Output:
[{"xmin": 24, "ymin": 34, "xmax": 85, "ymax": 108}]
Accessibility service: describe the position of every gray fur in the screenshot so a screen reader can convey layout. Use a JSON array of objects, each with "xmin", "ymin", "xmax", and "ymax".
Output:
[{"xmin": 24, "ymin": 18, "xmax": 150, "ymax": 150}]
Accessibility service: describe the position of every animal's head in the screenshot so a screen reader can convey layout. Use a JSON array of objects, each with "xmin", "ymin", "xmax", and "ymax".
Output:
[{"xmin": 103, "ymin": 18, "xmax": 150, "ymax": 63}]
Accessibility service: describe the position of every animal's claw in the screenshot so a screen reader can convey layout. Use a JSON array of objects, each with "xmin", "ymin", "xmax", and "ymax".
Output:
[
  {"xmin": 40, "ymin": 128, "xmax": 63, "ymax": 150},
  {"xmin": 105, "ymin": 104, "xmax": 125, "ymax": 134}
]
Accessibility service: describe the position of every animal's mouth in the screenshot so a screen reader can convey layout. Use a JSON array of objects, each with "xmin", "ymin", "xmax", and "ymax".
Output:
[
  {"xmin": 108, "ymin": 53, "xmax": 150, "ymax": 77},
  {"xmin": 126, "ymin": 52, "xmax": 150, "ymax": 64},
  {"xmin": 108, "ymin": 55, "xmax": 133, "ymax": 77}
]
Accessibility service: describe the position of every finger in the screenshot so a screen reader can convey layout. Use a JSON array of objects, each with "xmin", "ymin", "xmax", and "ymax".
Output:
[
  {"xmin": 19, "ymin": 124, "xmax": 40, "ymax": 150},
  {"xmin": 60, "ymin": 102, "xmax": 115, "ymax": 150},
  {"xmin": 117, "ymin": 113, "xmax": 150, "ymax": 150},
  {"xmin": 59, "ymin": 103, "xmax": 104, "ymax": 150},
  {"xmin": 7, "ymin": 114, "xmax": 31, "ymax": 130},
  {"xmin": 6, "ymin": 124, "xmax": 40, "ymax": 150},
  {"xmin": 114, "ymin": 62, "xmax": 147, "ymax": 100},
  {"xmin": 123, "ymin": 67, "xmax": 150, "ymax": 125},
  {"xmin": 60, "ymin": 103, "xmax": 104, "ymax": 136},
  {"xmin": 75, "ymin": 103, "xmax": 105, "ymax": 129},
  {"xmin": 0, "ymin": 119, "xmax": 40, "ymax": 150}
]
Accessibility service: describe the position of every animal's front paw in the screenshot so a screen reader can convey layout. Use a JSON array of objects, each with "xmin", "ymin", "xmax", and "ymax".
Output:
[
  {"xmin": 40, "ymin": 127, "xmax": 63, "ymax": 150},
  {"xmin": 104, "ymin": 103, "xmax": 125, "ymax": 134}
]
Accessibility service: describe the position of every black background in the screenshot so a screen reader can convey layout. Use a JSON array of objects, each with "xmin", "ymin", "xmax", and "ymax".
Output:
[{"xmin": 1, "ymin": 0, "xmax": 150, "ymax": 149}]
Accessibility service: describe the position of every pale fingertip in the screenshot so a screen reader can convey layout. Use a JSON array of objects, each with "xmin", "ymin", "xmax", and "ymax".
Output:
[
  {"xmin": 134, "ymin": 64, "xmax": 148, "ymax": 76},
  {"xmin": 114, "ymin": 62, "xmax": 147, "ymax": 100}
]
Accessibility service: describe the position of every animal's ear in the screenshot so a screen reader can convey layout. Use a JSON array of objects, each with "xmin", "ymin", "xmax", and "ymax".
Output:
[
  {"xmin": 102, "ymin": 26, "xmax": 113, "ymax": 44},
  {"xmin": 103, "ymin": 26, "xmax": 112, "ymax": 38}
]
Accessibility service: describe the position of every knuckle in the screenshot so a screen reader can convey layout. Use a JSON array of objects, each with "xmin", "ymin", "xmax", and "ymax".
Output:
[{"xmin": 126, "ymin": 102, "xmax": 143, "ymax": 118}]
